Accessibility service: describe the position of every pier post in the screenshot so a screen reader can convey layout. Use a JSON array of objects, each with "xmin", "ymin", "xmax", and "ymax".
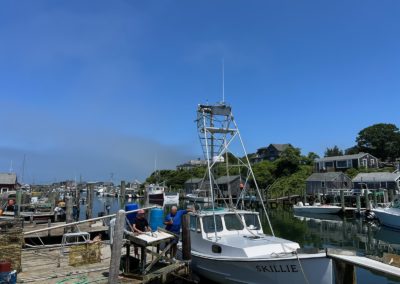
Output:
[
  {"xmin": 389, "ymin": 189, "xmax": 394, "ymax": 202},
  {"xmin": 340, "ymin": 190, "xmax": 345, "ymax": 212},
  {"xmin": 65, "ymin": 196, "xmax": 73, "ymax": 233},
  {"xmin": 182, "ymin": 214, "xmax": 192, "ymax": 261},
  {"xmin": 364, "ymin": 190, "xmax": 370, "ymax": 210},
  {"xmin": 86, "ymin": 184, "xmax": 94, "ymax": 220},
  {"xmin": 372, "ymin": 190, "xmax": 377, "ymax": 208},
  {"xmin": 108, "ymin": 210, "xmax": 125, "ymax": 284},
  {"xmin": 120, "ymin": 180, "xmax": 126, "ymax": 209},
  {"xmin": 356, "ymin": 195, "xmax": 361, "ymax": 213},
  {"xmin": 333, "ymin": 259, "xmax": 356, "ymax": 284},
  {"xmin": 384, "ymin": 190, "xmax": 389, "ymax": 204}
]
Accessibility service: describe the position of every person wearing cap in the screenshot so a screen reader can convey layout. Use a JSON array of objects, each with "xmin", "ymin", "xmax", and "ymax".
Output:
[
  {"xmin": 132, "ymin": 209, "xmax": 151, "ymax": 258},
  {"xmin": 164, "ymin": 206, "xmax": 193, "ymax": 260},
  {"xmin": 132, "ymin": 209, "xmax": 151, "ymax": 234}
]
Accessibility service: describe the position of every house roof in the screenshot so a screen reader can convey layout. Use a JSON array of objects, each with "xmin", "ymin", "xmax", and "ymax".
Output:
[
  {"xmin": 315, "ymin": 153, "xmax": 372, "ymax": 163},
  {"xmin": 185, "ymin": 178, "xmax": 203, "ymax": 184},
  {"xmin": 270, "ymin": 144, "xmax": 291, "ymax": 151},
  {"xmin": 306, "ymin": 172, "xmax": 347, "ymax": 182},
  {"xmin": 0, "ymin": 173, "xmax": 17, "ymax": 185},
  {"xmin": 215, "ymin": 175, "xmax": 241, "ymax": 184},
  {"xmin": 352, "ymin": 172, "xmax": 400, "ymax": 183},
  {"xmin": 257, "ymin": 143, "xmax": 291, "ymax": 151}
]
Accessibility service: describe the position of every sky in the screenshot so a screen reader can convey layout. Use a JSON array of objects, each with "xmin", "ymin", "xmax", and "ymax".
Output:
[{"xmin": 1, "ymin": 1, "xmax": 400, "ymax": 184}]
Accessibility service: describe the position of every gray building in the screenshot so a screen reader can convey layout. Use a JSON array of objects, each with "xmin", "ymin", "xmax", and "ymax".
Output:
[
  {"xmin": 315, "ymin": 153, "xmax": 379, "ymax": 172},
  {"xmin": 184, "ymin": 178, "xmax": 208, "ymax": 194},
  {"xmin": 252, "ymin": 144, "xmax": 291, "ymax": 163},
  {"xmin": 352, "ymin": 172, "xmax": 400, "ymax": 191},
  {"xmin": 0, "ymin": 173, "xmax": 18, "ymax": 194},
  {"xmin": 306, "ymin": 172, "xmax": 352, "ymax": 195},
  {"xmin": 215, "ymin": 175, "xmax": 248, "ymax": 198}
]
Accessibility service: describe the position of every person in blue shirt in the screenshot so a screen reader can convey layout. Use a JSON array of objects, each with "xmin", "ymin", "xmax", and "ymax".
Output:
[{"xmin": 164, "ymin": 205, "xmax": 193, "ymax": 259}]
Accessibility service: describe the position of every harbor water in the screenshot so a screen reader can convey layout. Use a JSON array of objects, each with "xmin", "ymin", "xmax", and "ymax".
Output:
[{"xmin": 84, "ymin": 194, "xmax": 400, "ymax": 284}]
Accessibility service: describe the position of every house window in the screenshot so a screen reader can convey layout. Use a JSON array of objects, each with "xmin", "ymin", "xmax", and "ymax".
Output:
[
  {"xmin": 321, "ymin": 181, "xmax": 326, "ymax": 188},
  {"xmin": 362, "ymin": 159, "xmax": 367, "ymax": 167},
  {"xmin": 325, "ymin": 162, "xmax": 334, "ymax": 167},
  {"xmin": 370, "ymin": 159, "xmax": 375, "ymax": 166},
  {"xmin": 336, "ymin": 160, "xmax": 348, "ymax": 168}
]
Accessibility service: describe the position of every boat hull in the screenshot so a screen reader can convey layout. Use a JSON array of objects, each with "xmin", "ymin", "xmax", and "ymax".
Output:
[
  {"xmin": 190, "ymin": 252, "xmax": 332, "ymax": 284},
  {"xmin": 373, "ymin": 208, "xmax": 400, "ymax": 230},
  {"xmin": 147, "ymin": 193, "xmax": 164, "ymax": 201},
  {"xmin": 293, "ymin": 206, "xmax": 342, "ymax": 214},
  {"xmin": 164, "ymin": 193, "xmax": 179, "ymax": 204}
]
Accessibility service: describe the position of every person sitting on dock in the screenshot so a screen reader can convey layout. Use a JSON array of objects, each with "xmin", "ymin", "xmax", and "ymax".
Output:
[
  {"xmin": 164, "ymin": 206, "xmax": 193, "ymax": 260},
  {"xmin": 131, "ymin": 209, "xmax": 151, "ymax": 257}
]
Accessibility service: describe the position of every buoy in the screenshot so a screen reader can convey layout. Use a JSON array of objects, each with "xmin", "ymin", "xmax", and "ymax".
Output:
[
  {"xmin": 0, "ymin": 261, "xmax": 16, "ymax": 284},
  {"xmin": 125, "ymin": 203, "xmax": 139, "ymax": 225},
  {"xmin": 149, "ymin": 208, "xmax": 164, "ymax": 231}
]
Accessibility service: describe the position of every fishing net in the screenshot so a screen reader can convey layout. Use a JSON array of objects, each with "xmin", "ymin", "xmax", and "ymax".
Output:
[
  {"xmin": 0, "ymin": 220, "xmax": 24, "ymax": 272},
  {"xmin": 68, "ymin": 242, "xmax": 102, "ymax": 267}
]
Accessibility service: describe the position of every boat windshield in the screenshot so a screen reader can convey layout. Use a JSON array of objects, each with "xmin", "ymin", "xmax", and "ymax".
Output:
[
  {"xmin": 224, "ymin": 214, "xmax": 244, "ymax": 230},
  {"xmin": 203, "ymin": 215, "xmax": 223, "ymax": 233},
  {"xmin": 243, "ymin": 214, "xmax": 261, "ymax": 230}
]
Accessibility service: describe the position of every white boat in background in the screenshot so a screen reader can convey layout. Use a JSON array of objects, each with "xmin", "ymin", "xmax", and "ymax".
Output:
[
  {"xmin": 146, "ymin": 184, "xmax": 165, "ymax": 201},
  {"xmin": 164, "ymin": 192, "xmax": 179, "ymax": 204},
  {"xmin": 186, "ymin": 189, "xmax": 211, "ymax": 203},
  {"xmin": 293, "ymin": 202, "xmax": 342, "ymax": 214},
  {"xmin": 372, "ymin": 201, "xmax": 400, "ymax": 230}
]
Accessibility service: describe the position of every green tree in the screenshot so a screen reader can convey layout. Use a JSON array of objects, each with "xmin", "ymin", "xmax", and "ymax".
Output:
[
  {"xmin": 345, "ymin": 146, "xmax": 359, "ymax": 155},
  {"xmin": 324, "ymin": 145, "xmax": 343, "ymax": 157},
  {"xmin": 356, "ymin": 123, "xmax": 400, "ymax": 161},
  {"xmin": 302, "ymin": 152, "xmax": 320, "ymax": 165},
  {"xmin": 274, "ymin": 146, "xmax": 301, "ymax": 177}
]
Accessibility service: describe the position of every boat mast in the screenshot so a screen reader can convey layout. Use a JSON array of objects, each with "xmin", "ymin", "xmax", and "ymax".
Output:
[{"xmin": 196, "ymin": 102, "xmax": 275, "ymax": 237}]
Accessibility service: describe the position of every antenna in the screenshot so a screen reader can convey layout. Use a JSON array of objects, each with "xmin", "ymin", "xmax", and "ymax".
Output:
[
  {"xmin": 9, "ymin": 160, "xmax": 13, "ymax": 173},
  {"xmin": 222, "ymin": 58, "xmax": 225, "ymax": 103}
]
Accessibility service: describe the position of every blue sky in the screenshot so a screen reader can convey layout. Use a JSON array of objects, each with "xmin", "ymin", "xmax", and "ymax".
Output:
[{"xmin": 1, "ymin": 1, "xmax": 400, "ymax": 183}]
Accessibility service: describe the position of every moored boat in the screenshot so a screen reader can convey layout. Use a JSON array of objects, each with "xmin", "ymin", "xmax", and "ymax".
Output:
[
  {"xmin": 293, "ymin": 202, "xmax": 342, "ymax": 214},
  {"xmin": 372, "ymin": 200, "xmax": 400, "ymax": 230},
  {"xmin": 178, "ymin": 102, "xmax": 333, "ymax": 284}
]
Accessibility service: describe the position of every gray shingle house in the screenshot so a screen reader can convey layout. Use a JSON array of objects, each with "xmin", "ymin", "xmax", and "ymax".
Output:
[
  {"xmin": 315, "ymin": 153, "xmax": 379, "ymax": 172},
  {"xmin": 352, "ymin": 172, "xmax": 400, "ymax": 191},
  {"xmin": 215, "ymin": 175, "xmax": 248, "ymax": 198},
  {"xmin": 306, "ymin": 172, "xmax": 352, "ymax": 195},
  {"xmin": 184, "ymin": 178, "xmax": 209, "ymax": 194},
  {"xmin": 0, "ymin": 173, "xmax": 18, "ymax": 194},
  {"xmin": 252, "ymin": 144, "xmax": 291, "ymax": 163}
]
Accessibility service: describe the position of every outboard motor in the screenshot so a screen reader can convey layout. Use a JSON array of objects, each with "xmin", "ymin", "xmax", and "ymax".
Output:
[{"xmin": 364, "ymin": 209, "xmax": 376, "ymax": 221}]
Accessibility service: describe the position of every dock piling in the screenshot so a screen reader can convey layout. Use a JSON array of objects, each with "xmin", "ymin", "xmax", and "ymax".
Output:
[
  {"xmin": 356, "ymin": 195, "xmax": 361, "ymax": 213},
  {"xmin": 340, "ymin": 190, "xmax": 345, "ymax": 212},
  {"xmin": 182, "ymin": 214, "xmax": 191, "ymax": 261},
  {"xmin": 108, "ymin": 210, "xmax": 125, "ymax": 284}
]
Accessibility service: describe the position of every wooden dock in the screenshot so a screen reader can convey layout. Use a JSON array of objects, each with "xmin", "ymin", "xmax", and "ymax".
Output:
[
  {"xmin": 326, "ymin": 248, "xmax": 400, "ymax": 284},
  {"xmin": 22, "ymin": 220, "xmax": 108, "ymax": 239}
]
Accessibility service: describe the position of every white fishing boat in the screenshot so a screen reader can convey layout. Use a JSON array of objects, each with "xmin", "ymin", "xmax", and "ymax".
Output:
[
  {"xmin": 372, "ymin": 200, "xmax": 400, "ymax": 230},
  {"xmin": 293, "ymin": 202, "xmax": 342, "ymax": 214},
  {"xmin": 182, "ymin": 209, "xmax": 332, "ymax": 284},
  {"xmin": 178, "ymin": 102, "xmax": 333, "ymax": 284},
  {"xmin": 164, "ymin": 192, "xmax": 179, "ymax": 204},
  {"xmin": 186, "ymin": 189, "xmax": 211, "ymax": 203},
  {"xmin": 146, "ymin": 184, "xmax": 165, "ymax": 201}
]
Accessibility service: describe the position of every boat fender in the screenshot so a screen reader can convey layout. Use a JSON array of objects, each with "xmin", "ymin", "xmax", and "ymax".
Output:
[{"xmin": 212, "ymin": 244, "xmax": 222, "ymax": 253}]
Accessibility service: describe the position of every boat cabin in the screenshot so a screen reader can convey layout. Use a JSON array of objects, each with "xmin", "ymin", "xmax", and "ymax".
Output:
[
  {"xmin": 187, "ymin": 209, "xmax": 300, "ymax": 258},
  {"xmin": 189, "ymin": 210, "xmax": 264, "ymax": 237}
]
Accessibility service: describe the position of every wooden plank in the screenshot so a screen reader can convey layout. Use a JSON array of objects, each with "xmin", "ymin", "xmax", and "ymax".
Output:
[{"xmin": 327, "ymin": 252, "xmax": 400, "ymax": 278}]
